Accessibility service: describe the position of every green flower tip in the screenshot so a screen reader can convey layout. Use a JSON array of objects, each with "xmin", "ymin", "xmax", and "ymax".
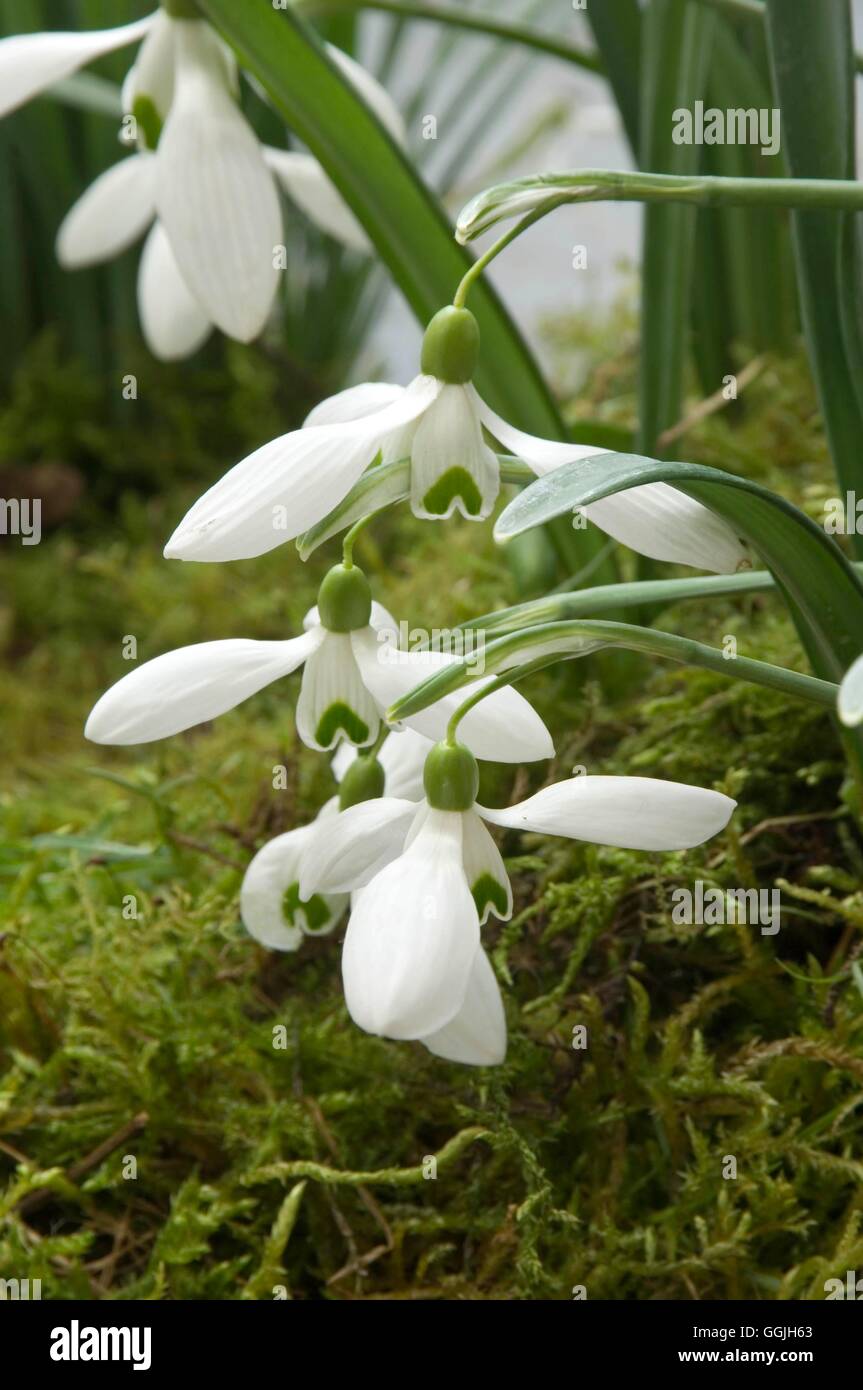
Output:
[
  {"xmin": 339, "ymin": 755, "xmax": 386, "ymax": 810},
  {"xmin": 420, "ymin": 306, "xmax": 480, "ymax": 384},
  {"xmin": 132, "ymin": 94, "xmax": 163, "ymax": 151},
  {"xmin": 423, "ymin": 740, "xmax": 479, "ymax": 811},
  {"xmin": 317, "ymin": 563, "xmax": 372, "ymax": 633}
]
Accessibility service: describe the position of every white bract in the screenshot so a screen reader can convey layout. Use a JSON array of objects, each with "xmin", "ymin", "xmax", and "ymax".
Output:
[
  {"xmin": 299, "ymin": 760, "xmax": 737, "ymax": 1064},
  {"xmin": 163, "ymin": 305, "xmax": 749, "ymax": 571},
  {"xmin": 1, "ymin": 10, "xmax": 403, "ymax": 358},
  {"xmin": 83, "ymin": 590, "xmax": 553, "ymax": 762}
]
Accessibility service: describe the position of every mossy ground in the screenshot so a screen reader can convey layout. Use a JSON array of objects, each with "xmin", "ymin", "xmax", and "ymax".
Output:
[{"xmin": 1, "ymin": 317, "xmax": 862, "ymax": 1301}]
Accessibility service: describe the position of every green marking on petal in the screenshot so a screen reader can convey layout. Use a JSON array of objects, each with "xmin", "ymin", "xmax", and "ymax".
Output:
[
  {"xmin": 314, "ymin": 702, "xmax": 371, "ymax": 749},
  {"xmin": 471, "ymin": 873, "xmax": 509, "ymax": 919},
  {"xmin": 282, "ymin": 882, "xmax": 331, "ymax": 933},
  {"xmin": 422, "ymin": 466, "xmax": 483, "ymax": 517},
  {"xmin": 132, "ymin": 94, "xmax": 163, "ymax": 150}
]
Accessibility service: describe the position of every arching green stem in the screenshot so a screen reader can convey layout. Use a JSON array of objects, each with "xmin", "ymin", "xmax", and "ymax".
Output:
[
  {"xmin": 341, "ymin": 509, "xmax": 384, "ymax": 568},
  {"xmin": 444, "ymin": 655, "xmax": 553, "ymax": 745},
  {"xmin": 452, "ymin": 197, "xmax": 571, "ymax": 308}
]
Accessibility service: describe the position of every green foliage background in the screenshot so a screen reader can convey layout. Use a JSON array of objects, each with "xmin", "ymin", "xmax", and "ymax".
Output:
[{"xmin": 2, "ymin": 308, "xmax": 862, "ymax": 1299}]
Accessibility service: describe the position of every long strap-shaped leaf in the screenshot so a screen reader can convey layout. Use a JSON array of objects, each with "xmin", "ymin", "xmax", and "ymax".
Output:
[
  {"xmin": 388, "ymin": 618, "xmax": 837, "ymax": 721},
  {"xmin": 198, "ymin": 0, "xmax": 557, "ymax": 438},
  {"xmin": 638, "ymin": 0, "xmax": 714, "ymax": 457},
  {"xmin": 494, "ymin": 454, "xmax": 863, "ymax": 688},
  {"xmin": 764, "ymin": 0, "xmax": 863, "ymax": 554}
]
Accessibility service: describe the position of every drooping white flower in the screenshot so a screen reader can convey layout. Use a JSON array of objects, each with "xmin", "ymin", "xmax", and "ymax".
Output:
[
  {"xmin": 163, "ymin": 305, "xmax": 749, "ymax": 572},
  {"xmin": 240, "ymin": 730, "xmax": 430, "ymax": 951},
  {"xmin": 241, "ymin": 798, "xmax": 348, "ymax": 952},
  {"xmin": 84, "ymin": 565, "xmax": 553, "ymax": 762},
  {"xmin": 299, "ymin": 740, "xmax": 737, "ymax": 1062},
  {"xmin": 6, "ymin": 11, "xmax": 404, "ymax": 357}
]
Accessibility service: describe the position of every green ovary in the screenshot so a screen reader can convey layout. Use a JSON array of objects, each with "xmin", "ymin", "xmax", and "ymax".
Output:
[
  {"xmin": 282, "ymin": 882, "xmax": 331, "ymax": 933},
  {"xmin": 471, "ymin": 874, "xmax": 509, "ymax": 920},
  {"xmin": 422, "ymin": 467, "xmax": 483, "ymax": 517},
  {"xmin": 315, "ymin": 702, "xmax": 371, "ymax": 749}
]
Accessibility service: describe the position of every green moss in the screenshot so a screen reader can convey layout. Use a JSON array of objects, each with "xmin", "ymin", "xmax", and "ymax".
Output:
[{"xmin": 1, "ymin": 328, "xmax": 861, "ymax": 1302}]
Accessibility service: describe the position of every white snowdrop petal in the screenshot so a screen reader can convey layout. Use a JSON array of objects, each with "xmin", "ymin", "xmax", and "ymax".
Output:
[
  {"xmin": 137, "ymin": 221, "xmax": 211, "ymax": 361},
  {"xmin": 341, "ymin": 809, "xmax": 479, "ymax": 1038},
  {"xmin": 163, "ymin": 377, "xmax": 439, "ymax": 561},
  {"xmin": 460, "ymin": 809, "xmax": 512, "ymax": 924},
  {"xmin": 0, "ymin": 15, "xmax": 154, "ymax": 118},
  {"xmin": 479, "ymin": 775, "xmax": 736, "ymax": 850},
  {"xmin": 838, "ymin": 653, "xmax": 863, "ymax": 727},
  {"xmin": 470, "ymin": 384, "xmax": 609, "ymax": 472},
  {"xmin": 351, "ymin": 629, "xmax": 554, "ymax": 763},
  {"xmin": 410, "ymin": 385, "xmax": 499, "ymax": 521},
  {"xmin": 85, "ymin": 629, "xmax": 322, "ymax": 745},
  {"xmin": 472, "ymin": 387, "xmax": 748, "ymax": 574},
  {"xmin": 303, "ymin": 381, "xmax": 405, "ymax": 428},
  {"xmin": 582, "ymin": 484, "xmax": 749, "ymax": 575},
  {"xmin": 156, "ymin": 20, "xmax": 281, "ymax": 341},
  {"xmin": 297, "ymin": 632, "xmax": 380, "ymax": 751},
  {"xmin": 265, "ymin": 148, "xmax": 370, "ymax": 252},
  {"xmin": 299, "ymin": 797, "xmax": 417, "ymax": 897},
  {"xmin": 241, "ymin": 817, "xmax": 347, "ymax": 951},
  {"xmin": 122, "ymin": 9, "xmax": 175, "ymax": 129},
  {"xmin": 421, "ymin": 948, "xmax": 506, "ymax": 1066},
  {"xmin": 56, "ymin": 154, "xmax": 156, "ymax": 267}
]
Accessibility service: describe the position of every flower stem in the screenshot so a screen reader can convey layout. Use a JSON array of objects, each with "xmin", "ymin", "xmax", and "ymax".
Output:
[
  {"xmin": 341, "ymin": 509, "xmax": 382, "ymax": 568},
  {"xmin": 458, "ymin": 170, "xmax": 863, "ymax": 244},
  {"xmin": 444, "ymin": 656, "xmax": 552, "ymax": 745},
  {"xmin": 452, "ymin": 197, "xmax": 571, "ymax": 309}
]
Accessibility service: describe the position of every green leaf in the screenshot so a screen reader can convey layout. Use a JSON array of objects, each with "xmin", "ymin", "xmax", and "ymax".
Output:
[
  {"xmin": 638, "ymin": 0, "xmax": 715, "ymax": 455},
  {"xmin": 584, "ymin": 0, "xmax": 641, "ymax": 155},
  {"xmin": 30, "ymin": 834, "xmax": 160, "ymax": 862},
  {"xmin": 389, "ymin": 617, "xmax": 837, "ymax": 721},
  {"xmin": 765, "ymin": 0, "xmax": 863, "ymax": 548},
  {"xmin": 494, "ymin": 452, "xmax": 863, "ymax": 683}
]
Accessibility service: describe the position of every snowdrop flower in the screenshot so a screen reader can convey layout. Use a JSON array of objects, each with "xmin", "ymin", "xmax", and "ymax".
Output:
[
  {"xmin": 164, "ymin": 305, "xmax": 749, "ymax": 572},
  {"xmin": 299, "ymin": 739, "xmax": 737, "ymax": 1064},
  {"xmin": 241, "ymin": 798, "xmax": 348, "ymax": 952},
  {"xmin": 84, "ymin": 563, "xmax": 553, "ymax": 761},
  {"xmin": 241, "ymin": 729, "xmax": 431, "ymax": 951},
  {"xmin": 4, "ymin": 9, "xmax": 404, "ymax": 358}
]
